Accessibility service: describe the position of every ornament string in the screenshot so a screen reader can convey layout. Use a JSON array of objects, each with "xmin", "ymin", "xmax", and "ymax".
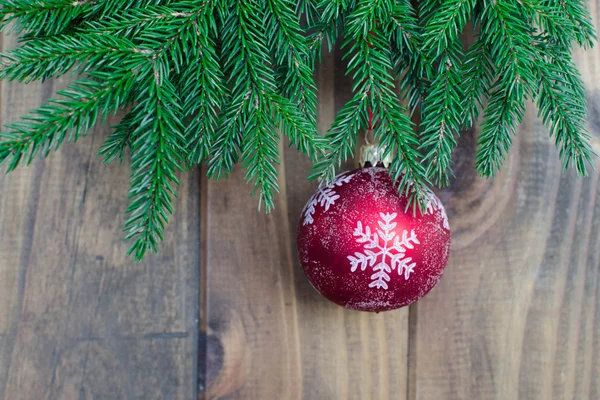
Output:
[
  {"xmin": 365, "ymin": 30, "xmax": 377, "ymax": 147},
  {"xmin": 366, "ymin": 30, "xmax": 376, "ymax": 134},
  {"xmin": 361, "ymin": 30, "xmax": 384, "ymax": 167}
]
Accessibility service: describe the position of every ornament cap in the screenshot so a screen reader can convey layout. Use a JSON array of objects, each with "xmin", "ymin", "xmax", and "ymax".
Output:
[{"xmin": 359, "ymin": 131, "xmax": 393, "ymax": 167}]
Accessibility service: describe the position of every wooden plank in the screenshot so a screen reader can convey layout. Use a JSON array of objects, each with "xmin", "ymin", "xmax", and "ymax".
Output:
[
  {"xmin": 203, "ymin": 48, "xmax": 409, "ymax": 399},
  {"xmin": 201, "ymin": 168, "xmax": 302, "ymax": 400},
  {"xmin": 0, "ymin": 34, "xmax": 200, "ymax": 399},
  {"xmin": 410, "ymin": 3, "xmax": 600, "ymax": 398}
]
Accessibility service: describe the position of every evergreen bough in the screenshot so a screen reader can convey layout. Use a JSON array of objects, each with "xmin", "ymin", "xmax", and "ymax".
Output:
[{"xmin": 0, "ymin": 0, "xmax": 596, "ymax": 259}]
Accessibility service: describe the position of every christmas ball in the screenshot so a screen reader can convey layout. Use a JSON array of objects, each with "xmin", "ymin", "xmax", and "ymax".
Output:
[{"xmin": 297, "ymin": 167, "xmax": 451, "ymax": 312}]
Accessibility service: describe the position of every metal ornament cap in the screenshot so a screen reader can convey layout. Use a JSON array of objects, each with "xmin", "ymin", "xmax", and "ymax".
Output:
[{"xmin": 357, "ymin": 130, "xmax": 393, "ymax": 168}]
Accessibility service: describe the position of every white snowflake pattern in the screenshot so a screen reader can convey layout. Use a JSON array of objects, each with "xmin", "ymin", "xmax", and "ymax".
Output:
[
  {"xmin": 302, "ymin": 172, "xmax": 356, "ymax": 225},
  {"xmin": 347, "ymin": 212, "xmax": 420, "ymax": 290},
  {"xmin": 425, "ymin": 195, "xmax": 450, "ymax": 230}
]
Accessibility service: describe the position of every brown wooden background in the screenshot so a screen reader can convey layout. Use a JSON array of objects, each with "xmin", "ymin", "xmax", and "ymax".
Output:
[{"xmin": 2, "ymin": 5, "xmax": 600, "ymax": 399}]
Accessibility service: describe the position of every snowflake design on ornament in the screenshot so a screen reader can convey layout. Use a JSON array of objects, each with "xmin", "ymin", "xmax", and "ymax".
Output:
[
  {"xmin": 425, "ymin": 195, "xmax": 450, "ymax": 230},
  {"xmin": 348, "ymin": 212, "xmax": 420, "ymax": 290},
  {"xmin": 302, "ymin": 172, "xmax": 356, "ymax": 225}
]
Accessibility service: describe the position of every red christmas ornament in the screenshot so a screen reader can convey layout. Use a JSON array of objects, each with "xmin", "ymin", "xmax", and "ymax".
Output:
[{"xmin": 297, "ymin": 167, "xmax": 451, "ymax": 312}]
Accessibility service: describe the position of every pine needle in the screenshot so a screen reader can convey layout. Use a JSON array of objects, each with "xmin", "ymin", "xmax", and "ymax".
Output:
[{"xmin": 0, "ymin": 0, "xmax": 596, "ymax": 258}]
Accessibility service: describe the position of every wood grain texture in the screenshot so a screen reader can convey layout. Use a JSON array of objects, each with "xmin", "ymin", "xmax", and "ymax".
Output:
[
  {"xmin": 410, "ymin": 3, "xmax": 600, "ymax": 399},
  {"xmin": 2, "ymin": 4, "xmax": 600, "ymax": 399},
  {"xmin": 0, "ymin": 33, "xmax": 200, "ymax": 399},
  {"xmin": 202, "ymin": 48, "xmax": 409, "ymax": 400}
]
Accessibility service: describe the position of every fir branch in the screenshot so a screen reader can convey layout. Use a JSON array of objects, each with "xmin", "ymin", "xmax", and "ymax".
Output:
[
  {"xmin": 87, "ymin": 0, "xmax": 174, "ymax": 18},
  {"xmin": 520, "ymin": 0, "xmax": 576, "ymax": 46},
  {"xmin": 0, "ymin": 0, "xmax": 92, "ymax": 36},
  {"xmin": 0, "ymin": 0, "xmax": 597, "ymax": 259},
  {"xmin": 394, "ymin": 51, "xmax": 428, "ymax": 113},
  {"xmin": 461, "ymin": 38, "xmax": 494, "ymax": 127},
  {"xmin": 376, "ymin": 96, "xmax": 430, "ymax": 212},
  {"xmin": 420, "ymin": 39, "xmax": 464, "ymax": 187},
  {"xmin": 388, "ymin": 0, "xmax": 420, "ymax": 52},
  {"xmin": 560, "ymin": 0, "xmax": 596, "ymax": 48},
  {"xmin": 390, "ymin": 0, "xmax": 426, "ymax": 111},
  {"xmin": 0, "ymin": 68, "xmax": 134, "ymax": 171},
  {"xmin": 87, "ymin": 2, "xmax": 222, "ymax": 167},
  {"xmin": 98, "ymin": 111, "xmax": 135, "ymax": 165},
  {"xmin": 477, "ymin": 80, "xmax": 528, "ymax": 176},
  {"xmin": 309, "ymin": 0, "xmax": 380, "ymax": 184},
  {"xmin": 347, "ymin": 0, "xmax": 428, "ymax": 204},
  {"xmin": 418, "ymin": 0, "xmax": 471, "ymax": 187},
  {"xmin": 270, "ymin": 93, "xmax": 326, "ymax": 162},
  {"xmin": 124, "ymin": 60, "xmax": 186, "ymax": 260},
  {"xmin": 267, "ymin": 0, "xmax": 318, "ymax": 124},
  {"xmin": 241, "ymin": 94, "xmax": 281, "ymax": 212},
  {"xmin": 148, "ymin": 7, "xmax": 216, "ymax": 75},
  {"xmin": 208, "ymin": 0, "xmax": 281, "ymax": 211},
  {"xmin": 206, "ymin": 92, "xmax": 245, "ymax": 179},
  {"xmin": 535, "ymin": 42, "xmax": 595, "ymax": 176},
  {"xmin": 313, "ymin": 0, "xmax": 429, "ymax": 206},
  {"xmin": 88, "ymin": 2, "xmax": 222, "ymax": 169},
  {"xmin": 0, "ymin": 33, "xmax": 149, "ymax": 83},
  {"xmin": 181, "ymin": 19, "xmax": 225, "ymax": 166},
  {"xmin": 423, "ymin": 0, "xmax": 476, "ymax": 59},
  {"xmin": 82, "ymin": 2, "xmax": 209, "ymax": 39},
  {"xmin": 308, "ymin": 0, "xmax": 355, "ymax": 62},
  {"xmin": 479, "ymin": 0, "xmax": 535, "ymax": 84},
  {"xmin": 297, "ymin": 0, "xmax": 320, "ymax": 27},
  {"xmin": 476, "ymin": 0, "xmax": 537, "ymax": 177},
  {"xmin": 309, "ymin": 93, "xmax": 365, "ymax": 183},
  {"xmin": 418, "ymin": 0, "xmax": 442, "ymax": 24}
]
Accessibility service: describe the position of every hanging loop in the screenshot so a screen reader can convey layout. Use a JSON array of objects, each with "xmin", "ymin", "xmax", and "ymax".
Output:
[
  {"xmin": 364, "ymin": 128, "xmax": 375, "ymax": 145},
  {"xmin": 359, "ymin": 133, "xmax": 393, "ymax": 168}
]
